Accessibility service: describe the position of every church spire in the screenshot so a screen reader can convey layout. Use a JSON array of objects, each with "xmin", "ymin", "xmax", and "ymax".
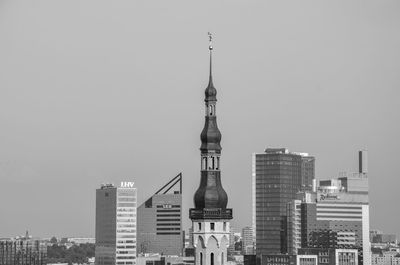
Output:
[
  {"xmin": 189, "ymin": 34, "xmax": 232, "ymax": 265},
  {"xmin": 208, "ymin": 32, "xmax": 213, "ymax": 85},
  {"xmin": 190, "ymin": 33, "xmax": 232, "ymax": 212}
]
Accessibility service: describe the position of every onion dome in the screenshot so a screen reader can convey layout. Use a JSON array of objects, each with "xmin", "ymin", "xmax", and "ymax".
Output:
[
  {"xmin": 200, "ymin": 116, "xmax": 222, "ymax": 152},
  {"xmin": 194, "ymin": 172, "xmax": 228, "ymax": 209}
]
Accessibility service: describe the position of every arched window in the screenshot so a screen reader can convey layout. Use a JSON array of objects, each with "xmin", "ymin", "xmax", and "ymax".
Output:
[
  {"xmin": 211, "ymin": 253, "xmax": 214, "ymax": 265},
  {"xmin": 200, "ymin": 253, "xmax": 203, "ymax": 265},
  {"xmin": 212, "ymin": 157, "xmax": 215, "ymax": 169}
]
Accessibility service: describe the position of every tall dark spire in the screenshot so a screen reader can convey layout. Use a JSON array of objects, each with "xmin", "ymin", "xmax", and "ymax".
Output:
[{"xmin": 189, "ymin": 34, "xmax": 232, "ymax": 220}]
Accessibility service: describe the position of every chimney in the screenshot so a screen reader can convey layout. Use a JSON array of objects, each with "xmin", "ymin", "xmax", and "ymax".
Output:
[{"xmin": 359, "ymin": 150, "xmax": 368, "ymax": 174}]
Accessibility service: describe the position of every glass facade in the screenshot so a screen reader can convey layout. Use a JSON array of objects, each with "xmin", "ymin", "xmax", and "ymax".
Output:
[{"xmin": 253, "ymin": 149, "xmax": 307, "ymax": 255}]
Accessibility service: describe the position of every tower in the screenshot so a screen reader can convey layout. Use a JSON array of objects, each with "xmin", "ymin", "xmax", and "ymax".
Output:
[{"xmin": 189, "ymin": 33, "xmax": 233, "ymax": 265}]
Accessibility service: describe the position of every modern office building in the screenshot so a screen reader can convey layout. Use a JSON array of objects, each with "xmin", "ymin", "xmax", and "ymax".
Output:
[
  {"xmin": 189, "ymin": 35, "xmax": 232, "ymax": 265},
  {"xmin": 299, "ymin": 151, "xmax": 370, "ymax": 265},
  {"xmin": 0, "ymin": 232, "xmax": 47, "ymax": 265},
  {"xmin": 252, "ymin": 148, "xmax": 314, "ymax": 254},
  {"xmin": 137, "ymin": 173, "xmax": 183, "ymax": 256},
  {"xmin": 96, "ymin": 182, "xmax": 137, "ymax": 265},
  {"xmin": 242, "ymin": 227, "xmax": 255, "ymax": 255}
]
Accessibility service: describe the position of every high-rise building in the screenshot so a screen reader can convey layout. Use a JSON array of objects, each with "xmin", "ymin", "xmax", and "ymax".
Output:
[
  {"xmin": 242, "ymin": 227, "xmax": 255, "ymax": 255},
  {"xmin": 137, "ymin": 173, "xmax": 183, "ymax": 256},
  {"xmin": 95, "ymin": 182, "xmax": 137, "ymax": 265},
  {"xmin": 252, "ymin": 148, "xmax": 314, "ymax": 254},
  {"xmin": 189, "ymin": 35, "xmax": 232, "ymax": 265},
  {"xmin": 0, "ymin": 232, "xmax": 47, "ymax": 265}
]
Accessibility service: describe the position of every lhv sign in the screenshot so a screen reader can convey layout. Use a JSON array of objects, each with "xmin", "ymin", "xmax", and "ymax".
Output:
[{"xmin": 120, "ymin": 182, "xmax": 135, "ymax": 188}]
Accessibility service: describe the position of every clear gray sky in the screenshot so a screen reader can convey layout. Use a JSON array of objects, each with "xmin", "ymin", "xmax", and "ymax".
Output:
[{"xmin": 0, "ymin": 1, "xmax": 399, "ymax": 238}]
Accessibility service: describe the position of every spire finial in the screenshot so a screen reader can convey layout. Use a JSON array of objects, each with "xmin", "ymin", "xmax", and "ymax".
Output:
[
  {"xmin": 208, "ymin": 32, "xmax": 213, "ymax": 50},
  {"xmin": 208, "ymin": 32, "xmax": 213, "ymax": 83}
]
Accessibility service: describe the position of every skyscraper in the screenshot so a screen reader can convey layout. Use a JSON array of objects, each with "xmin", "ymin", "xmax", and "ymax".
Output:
[
  {"xmin": 96, "ymin": 182, "xmax": 137, "ymax": 265},
  {"xmin": 252, "ymin": 148, "xmax": 314, "ymax": 255},
  {"xmin": 189, "ymin": 34, "xmax": 232, "ymax": 265},
  {"xmin": 137, "ymin": 173, "xmax": 183, "ymax": 256}
]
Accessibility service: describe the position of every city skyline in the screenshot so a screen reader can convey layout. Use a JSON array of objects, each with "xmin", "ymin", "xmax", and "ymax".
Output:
[{"xmin": 1, "ymin": 0, "xmax": 400, "ymax": 240}]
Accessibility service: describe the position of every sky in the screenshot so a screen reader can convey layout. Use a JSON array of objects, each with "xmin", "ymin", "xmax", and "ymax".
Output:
[{"xmin": 0, "ymin": 0, "xmax": 399, "ymax": 238}]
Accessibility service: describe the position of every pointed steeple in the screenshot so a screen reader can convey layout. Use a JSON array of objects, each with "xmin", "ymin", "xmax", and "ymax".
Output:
[
  {"xmin": 205, "ymin": 33, "xmax": 217, "ymax": 103},
  {"xmin": 208, "ymin": 32, "xmax": 213, "ymax": 86},
  {"xmin": 191, "ymin": 33, "xmax": 231, "ymax": 213}
]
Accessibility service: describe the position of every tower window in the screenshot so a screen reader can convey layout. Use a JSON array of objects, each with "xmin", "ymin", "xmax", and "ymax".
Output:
[
  {"xmin": 211, "ymin": 253, "xmax": 214, "ymax": 265},
  {"xmin": 210, "ymin": 223, "xmax": 215, "ymax": 231},
  {"xmin": 202, "ymin": 157, "xmax": 207, "ymax": 170},
  {"xmin": 223, "ymin": 222, "xmax": 226, "ymax": 231},
  {"xmin": 198, "ymin": 223, "xmax": 202, "ymax": 231},
  {"xmin": 200, "ymin": 253, "xmax": 203, "ymax": 265}
]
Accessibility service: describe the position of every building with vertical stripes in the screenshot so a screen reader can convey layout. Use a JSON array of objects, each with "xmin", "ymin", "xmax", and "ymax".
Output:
[
  {"xmin": 0, "ymin": 232, "xmax": 47, "ymax": 265},
  {"xmin": 252, "ymin": 148, "xmax": 314, "ymax": 255},
  {"xmin": 137, "ymin": 173, "xmax": 183, "ymax": 256},
  {"xmin": 96, "ymin": 182, "xmax": 137, "ymax": 265}
]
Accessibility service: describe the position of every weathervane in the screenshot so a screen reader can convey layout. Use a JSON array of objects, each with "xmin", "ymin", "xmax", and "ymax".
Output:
[{"xmin": 208, "ymin": 32, "xmax": 213, "ymax": 50}]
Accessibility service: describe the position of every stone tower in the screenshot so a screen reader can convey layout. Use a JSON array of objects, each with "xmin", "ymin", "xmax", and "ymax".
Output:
[{"xmin": 189, "ymin": 34, "xmax": 233, "ymax": 265}]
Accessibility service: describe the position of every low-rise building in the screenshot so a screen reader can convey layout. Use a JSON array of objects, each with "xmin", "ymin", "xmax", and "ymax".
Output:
[{"xmin": 0, "ymin": 233, "xmax": 47, "ymax": 265}]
